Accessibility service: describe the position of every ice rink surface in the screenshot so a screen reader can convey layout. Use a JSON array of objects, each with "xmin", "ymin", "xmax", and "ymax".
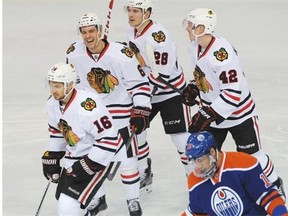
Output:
[{"xmin": 3, "ymin": 0, "xmax": 288, "ymax": 215}]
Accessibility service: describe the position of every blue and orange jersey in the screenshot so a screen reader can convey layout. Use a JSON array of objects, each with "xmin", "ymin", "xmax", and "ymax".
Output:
[{"xmin": 183, "ymin": 151, "xmax": 286, "ymax": 216}]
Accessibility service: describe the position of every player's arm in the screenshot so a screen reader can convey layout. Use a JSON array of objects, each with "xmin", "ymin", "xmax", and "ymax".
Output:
[
  {"xmin": 242, "ymin": 160, "xmax": 287, "ymax": 215},
  {"xmin": 122, "ymin": 52, "xmax": 152, "ymax": 105},
  {"xmin": 188, "ymin": 58, "xmax": 238, "ymax": 133},
  {"xmin": 209, "ymin": 44, "xmax": 244, "ymax": 120},
  {"xmin": 85, "ymin": 102, "xmax": 123, "ymax": 166},
  {"xmin": 147, "ymin": 39, "xmax": 178, "ymax": 89},
  {"xmin": 68, "ymin": 102, "xmax": 123, "ymax": 181},
  {"xmin": 122, "ymin": 53, "xmax": 152, "ymax": 134},
  {"xmin": 41, "ymin": 107, "xmax": 66, "ymax": 183},
  {"xmin": 182, "ymin": 176, "xmax": 209, "ymax": 216},
  {"xmin": 182, "ymin": 207, "xmax": 209, "ymax": 216}
]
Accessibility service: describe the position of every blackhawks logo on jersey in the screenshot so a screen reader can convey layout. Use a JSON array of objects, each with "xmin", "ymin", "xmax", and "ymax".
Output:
[
  {"xmin": 193, "ymin": 65, "xmax": 213, "ymax": 93},
  {"xmin": 129, "ymin": 41, "xmax": 146, "ymax": 66},
  {"xmin": 152, "ymin": 31, "xmax": 166, "ymax": 43},
  {"xmin": 81, "ymin": 97, "xmax": 96, "ymax": 111},
  {"xmin": 213, "ymin": 47, "xmax": 228, "ymax": 62},
  {"xmin": 66, "ymin": 42, "xmax": 76, "ymax": 54},
  {"xmin": 58, "ymin": 119, "xmax": 80, "ymax": 147},
  {"xmin": 87, "ymin": 67, "xmax": 119, "ymax": 94},
  {"xmin": 121, "ymin": 47, "xmax": 134, "ymax": 58}
]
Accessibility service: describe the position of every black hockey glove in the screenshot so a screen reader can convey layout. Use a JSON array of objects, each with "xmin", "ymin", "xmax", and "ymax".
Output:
[
  {"xmin": 188, "ymin": 106, "xmax": 218, "ymax": 133},
  {"xmin": 182, "ymin": 80, "xmax": 199, "ymax": 106},
  {"xmin": 67, "ymin": 155, "xmax": 105, "ymax": 182},
  {"xmin": 42, "ymin": 151, "xmax": 65, "ymax": 183},
  {"xmin": 130, "ymin": 106, "xmax": 151, "ymax": 135}
]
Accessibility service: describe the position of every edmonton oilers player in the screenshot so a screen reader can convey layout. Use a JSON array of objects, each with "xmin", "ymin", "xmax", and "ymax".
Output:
[{"xmin": 182, "ymin": 131, "xmax": 288, "ymax": 216}]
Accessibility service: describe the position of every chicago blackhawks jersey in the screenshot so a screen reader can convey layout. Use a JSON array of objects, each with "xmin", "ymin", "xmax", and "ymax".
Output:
[
  {"xmin": 66, "ymin": 40, "xmax": 151, "ymax": 130},
  {"xmin": 126, "ymin": 21, "xmax": 186, "ymax": 104},
  {"xmin": 183, "ymin": 152, "xmax": 283, "ymax": 216},
  {"xmin": 46, "ymin": 88, "xmax": 125, "ymax": 168},
  {"xmin": 188, "ymin": 36, "xmax": 257, "ymax": 128}
]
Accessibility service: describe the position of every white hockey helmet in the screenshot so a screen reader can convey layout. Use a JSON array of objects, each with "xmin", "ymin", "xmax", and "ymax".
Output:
[
  {"xmin": 78, "ymin": 13, "xmax": 102, "ymax": 31},
  {"xmin": 184, "ymin": 8, "xmax": 217, "ymax": 34},
  {"xmin": 125, "ymin": 0, "xmax": 154, "ymax": 12},
  {"xmin": 47, "ymin": 62, "xmax": 77, "ymax": 85}
]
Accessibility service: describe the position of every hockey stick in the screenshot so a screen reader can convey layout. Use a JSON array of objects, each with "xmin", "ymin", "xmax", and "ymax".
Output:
[
  {"xmin": 107, "ymin": 130, "xmax": 136, "ymax": 181},
  {"xmin": 103, "ymin": 0, "xmax": 114, "ymax": 40},
  {"xmin": 35, "ymin": 180, "xmax": 51, "ymax": 216},
  {"xmin": 146, "ymin": 44, "xmax": 199, "ymax": 105}
]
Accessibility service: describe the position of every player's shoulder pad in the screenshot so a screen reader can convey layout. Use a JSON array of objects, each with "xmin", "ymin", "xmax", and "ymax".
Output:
[
  {"xmin": 66, "ymin": 40, "xmax": 85, "ymax": 56},
  {"xmin": 76, "ymin": 88, "xmax": 102, "ymax": 113},
  {"xmin": 109, "ymin": 42, "xmax": 135, "ymax": 60},
  {"xmin": 209, "ymin": 36, "xmax": 237, "ymax": 66},
  {"xmin": 187, "ymin": 172, "xmax": 208, "ymax": 190},
  {"xmin": 47, "ymin": 95, "xmax": 52, "ymax": 101},
  {"xmin": 147, "ymin": 21, "xmax": 170, "ymax": 45},
  {"xmin": 224, "ymin": 151, "xmax": 258, "ymax": 170},
  {"xmin": 46, "ymin": 95, "xmax": 58, "ymax": 109}
]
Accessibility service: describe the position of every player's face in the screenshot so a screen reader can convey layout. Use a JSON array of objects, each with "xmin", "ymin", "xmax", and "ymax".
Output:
[
  {"xmin": 49, "ymin": 81, "xmax": 65, "ymax": 100},
  {"xmin": 80, "ymin": 26, "xmax": 99, "ymax": 52},
  {"xmin": 127, "ymin": 7, "xmax": 143, "ymax": 27},
  {"xmin": 191, "ymin": 154, "xmax": 213, "ymax": 178},
  {"xmin": 185, "ymin": 21, "xmax": 195, "ymax": 42},
  {"xmin": 185, "ymin": 21, "xmax": 202, "ymax": 42}
]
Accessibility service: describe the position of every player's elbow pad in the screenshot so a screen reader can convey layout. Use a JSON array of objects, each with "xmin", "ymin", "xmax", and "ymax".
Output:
[{"xmin": 272, "ymin": 205, "xmax": 288, "ymax": 216}]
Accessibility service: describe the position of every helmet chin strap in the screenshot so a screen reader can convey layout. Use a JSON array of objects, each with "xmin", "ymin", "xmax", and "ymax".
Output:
[
  {"xmin": 135, "ymin": 10, "xmax": 150, "ymax": 30},
  {"xmin": 194, "ymin": 153, "xmax": 218, "ymax": 179},
  {"xmin": 60, "ymin": 83, "xmax": 74, "ymax": 102},
  {"xmin": 192, "ymin": 28, "xmax": 206, "ymax": 43},
  {"xmin": 202, "ymin": 155, "xmax": 217, "ymax": 179},
  {"xmin": 94, "ymin": 31, "xmax": 102, "ymax": 50},
  {"xmin": 206, "ymin": 150, "xmax": 219, "ymax": 178}
]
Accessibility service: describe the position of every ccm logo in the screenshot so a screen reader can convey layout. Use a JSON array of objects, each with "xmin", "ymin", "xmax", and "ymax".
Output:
[{"xmin": 164, "ymin": 120, "xmax": 181, "ymax": 125}]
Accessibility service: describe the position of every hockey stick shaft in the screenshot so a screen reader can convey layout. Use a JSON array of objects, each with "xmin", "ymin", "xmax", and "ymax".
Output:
[
  {"xmin": 35, "ymin": 181, "xmax": 51, "ymax": 216},
  {"xmin": 107, "ymin": 130, "xmax": 136, "ymax": 181},
  {"xmin": 146, "ymin": 44, "xmax": 199, "ymax": 105},
  {"xmin": 103, "ymin": 0, "xmax": 114, "ymax": 40},
  {"xmin": 106, "ymin": 161, "xmax": 121, "ymax": 181},
  {"xmin": 102, "ymin": 1, "xmax": 118, "ymax": 179}
]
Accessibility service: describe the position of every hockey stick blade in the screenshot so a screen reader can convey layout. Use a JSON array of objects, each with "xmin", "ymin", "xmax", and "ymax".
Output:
[{"xmin": 107, "ymin": 130, "xmax": 136, "ymax": 181}]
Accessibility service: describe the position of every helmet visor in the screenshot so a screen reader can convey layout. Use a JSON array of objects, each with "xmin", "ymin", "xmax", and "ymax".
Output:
[
  {"xmin": 182, "ymin": 19, "xmax": 196, "ymax": 30},
  {"xmin": 189, "ymin": 154, "xmax": 217, "ymax": 178}
]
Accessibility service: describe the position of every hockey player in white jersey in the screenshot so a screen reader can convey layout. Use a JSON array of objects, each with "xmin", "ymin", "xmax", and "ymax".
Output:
[
  {"xmin": 124, "ymin": 0, "xmax": 192, "ymax": 191},
  {"xmin": 42, "ymin": 62, "xmax": 125, "ymax": 216},
  {"xmin": 181, "ymin": 8, "xmax": 285, "ymax": 200},
  {"xmin": 66, "ymin": 13, "xmax": 152, "ymax": 216}
]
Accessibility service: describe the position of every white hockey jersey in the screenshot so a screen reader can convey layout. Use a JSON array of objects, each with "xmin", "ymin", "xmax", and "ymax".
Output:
[
  {"xmin": 188, "ymin": 36, "xmax": 257, "ymax": 128},
  {"xmin": 126, "ymin": 21, "xmax": 186, "ymax": 104},
  {"xmin": 46, "ymin": 88, "xmax": 125, "ymax": 168},
  {"xmin": 66, "ymin": 40, "xmax": 151, "ymax": 130}
]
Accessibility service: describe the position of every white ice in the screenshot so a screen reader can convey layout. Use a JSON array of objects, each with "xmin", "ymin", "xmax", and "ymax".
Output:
[{"xmin": 3, "ymin": 0, "xmax": 288, "ymax": 215}]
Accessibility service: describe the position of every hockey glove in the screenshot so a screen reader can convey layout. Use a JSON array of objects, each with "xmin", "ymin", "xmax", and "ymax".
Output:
[
  {"xmin": 42, "ymin": 151, "xmax": 65, "ymax": 183},
  {"xmin": 188, "ymin": 106, "xmax": 217, "ymax": 133},
  {"xmin": 130, "ymin": 106, "xmax": 151, "ymax": 135},
  {"xmin": 182, "ymin": 80, "xmax": 199, "ymax": 106},
  {"xmin": 67, "ymin": 155, "xmax": 105, "ymax": 182}
]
